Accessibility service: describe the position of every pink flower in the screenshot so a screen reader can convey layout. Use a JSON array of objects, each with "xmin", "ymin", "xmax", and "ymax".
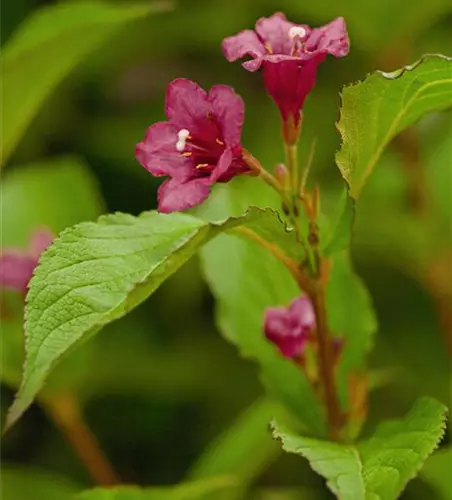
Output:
[
  {"xmin": 136, "ymin": 78, "xmax": 249, "ymax": 213},
  {"xmin": 264, "ymin": 296, "xmax": 316, "ymax": 359},
  {"xmin": 0, "ymin": 227, "xmax": 54, "ymax": 295},
  {"xmin": 222, "ymin": 13, "xmax": 349, "ymax": 141}
]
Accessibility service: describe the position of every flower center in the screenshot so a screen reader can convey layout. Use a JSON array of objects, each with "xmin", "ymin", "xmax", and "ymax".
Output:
[
  {"xmin": 288, "ymin": 26, "xmax": 307, "ymax": 56},
  {"xmin": 175, "ymin": 127, "xmax": 225, "ymax": 170}
]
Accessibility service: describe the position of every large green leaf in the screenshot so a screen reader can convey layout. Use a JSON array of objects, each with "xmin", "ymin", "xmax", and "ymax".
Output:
[
  {"xmin": 5, "ymin": 207, "xmax": 294, "ymax": 429},
  {"xmin": 198, "ymin": 178, "xmax": 324, "ymax": 435},
  {"xmin": 1, "ymin": 1, "xmax": 167, "ymax": 165},
  {"xmin": 1, "ymin": 466, "xmax": 81, "ymax": 500},
  {"xmin": 272, "ymin": 397, "xmax": 447, "ymax": 500},
  {"xmin": 336, "ymin": 55, "xmax": 452, "ymax": 199},
  {"xmin": 77, "ymin": 477, "xmax": 235, "ymax": 500},
  {"xmin": 188, "ymin": 397, "xmax": 283, "ymax": 500}
]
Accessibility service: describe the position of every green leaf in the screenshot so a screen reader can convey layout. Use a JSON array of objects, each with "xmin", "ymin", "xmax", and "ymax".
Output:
[
  {"xmin": 188, "ymin": 397, "xmax": 283, "ymax": 500},
  {"xmin": 336, "ymin": 55, "xmax": 452, "ymax": 199},
  {"xmin": 1, "ymin": 0, "xmax": 168, "ymax": 165},
  {"xmin": 198, "ymin": 178, "xmax": 324, "ymax": 435},
  {"xmin": 5, "ymin": 207, "xmax": 292, "ymax": 429},
  {"xmin": 1, "ymin": 156, "xmax": 104, "ymax": 247},
  {"xmin": 77, "ymin": 477, "xmax": 235, "ymax": 500},
  {"xmin": 272, "ymin": 397, "xmax": 447, "ymax": 500},
  {"xmin": 421, "ymin": 448, "xmax": 452, "ymax": 500},
  {"xmin": 1, "ymin": 466, "xmax": 81, "ymax": 500}
]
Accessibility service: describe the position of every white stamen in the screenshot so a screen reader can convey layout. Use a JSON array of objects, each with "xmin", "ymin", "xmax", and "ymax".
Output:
[
  {"xmin": 289, "ymin": 26, "xmax": 306, "ymax": 39},
  {"xmin": 176, "ymin": 128, "xmax": 190, "ymax": 152}
]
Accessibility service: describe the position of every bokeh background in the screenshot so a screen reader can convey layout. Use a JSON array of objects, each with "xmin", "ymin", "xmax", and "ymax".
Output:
[{"xmin": 1, "ymin": 1, "xmax": 451, "ymax": 498}]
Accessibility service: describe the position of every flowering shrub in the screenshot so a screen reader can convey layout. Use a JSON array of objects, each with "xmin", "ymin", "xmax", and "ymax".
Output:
[{"xmin": 2, "ymin": 3, "xmax": 451, "ymax": 499}]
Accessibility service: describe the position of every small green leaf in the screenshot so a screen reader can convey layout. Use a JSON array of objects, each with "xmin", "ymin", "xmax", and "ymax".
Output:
[
  {"xmin": 1, "ymin": 1, "xmax": 168, "ymax": 165},
  {"xmin": 77, "ymin": 477, "xmax": 235, "ymax": 500},
  {"xmin": 199, "ymin": 179, "xmax": 324, "ymax": 435},
  {"xmin": 272, "ymin": 397, "xmax": 447, "ymax": 500},
  {"xmin": 188, "ymin": 397, "xmax": 283, "ymax": 500},
  {"xmin": 336, "ymin": 55, "xmax": 452, "ymax": 199},
  {"xmin": 322, "ymin": 188, "xmax": 355, "ymax": 256},
  {"xmin": 5, "ymin": 207, "xmax": 291, "ymax": 429}
]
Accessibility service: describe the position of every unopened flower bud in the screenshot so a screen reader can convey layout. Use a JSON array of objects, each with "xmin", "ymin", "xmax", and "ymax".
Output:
[
  {"xmin": 264, "ymin": 296, "xmax": 315, "ymax": 359},
  {"xmin": 274, "ymin": 163, "xmax": 290, "ymax": 189}
]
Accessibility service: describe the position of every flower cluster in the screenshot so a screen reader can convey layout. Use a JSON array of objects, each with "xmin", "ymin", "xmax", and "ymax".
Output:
[
  {"xmin": 0, "ymin": 227, "xmax": 54, "ymax": 295},
  {"xmin": 135, "ymin": 12, "xmax": 349, "ymax": 364},
  {"xmin": 136, "ymin": 12, "xmax": 349, "ymax": 212}
]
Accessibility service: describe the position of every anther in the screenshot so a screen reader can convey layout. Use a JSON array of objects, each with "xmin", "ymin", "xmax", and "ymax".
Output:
[
  {"xmin": 176, "ymin": 128, "xmax": 190, "ymax": 151},
  {"xmin": 288, "ymin": 26, "xmax": 306, "ymax": 39}
]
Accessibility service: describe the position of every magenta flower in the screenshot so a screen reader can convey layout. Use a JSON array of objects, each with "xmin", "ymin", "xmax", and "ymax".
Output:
[
  {"xmin": 264, "ymin": 295, "xmax": 316, "ymax": 359},
  {"xmin": 222, "ymin": 13, "xmax": 349, "ymax": 142},
  {"xmin": 0, "ymin": 227, "xmax": 54, "ymax": 295},
  {"xmin": 136, "ymin": 78, "xmax": 249, "ymax": 213}
]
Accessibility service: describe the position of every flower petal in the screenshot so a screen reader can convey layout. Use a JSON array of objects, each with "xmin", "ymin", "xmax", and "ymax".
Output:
[
  {"xmin": 306, "ymin": 17, "xmax": 349, "ymax": 58},
  {"xmin": 255, "ymin": 12, "xmax": 305, "ymax": 55},
  {"xmin": 135, "ymin": 122, "xmax": 192, "ymax": 179},
  {"xmin": 222, "ymin": 29, "xmax": 265, "ymax": 63},
  {"xmin": 289, "ymin": 296, "xmax": 316, "ymax": 328},
  {"xmin": 157, "ymin": 177, "xmax": 212, "ymax": 213},
  {"xmin": 262, "ymin": 59, "xmax": 319, "ymax": 121},
  {"xmin": 29, "ymin": 227, "xmax": 54, "ymax": 259},
  {"xmin": 208, "ymin": 85, "xmax": 244, "ymax": 145},
  {"xmin": 209, "ymin": 148, "xmax": 233, "ymax": 183},
  {"xmin": 0, "ymin": 251, "xmax": 36, "ymax": 293},
  {"xmin": 165, "ymin": 78, "xmax": 210, "ymax": 132}
]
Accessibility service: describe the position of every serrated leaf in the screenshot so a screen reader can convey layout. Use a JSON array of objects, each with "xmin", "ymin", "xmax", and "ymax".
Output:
[
  {"xmin": 272, "ymin": 397, "xmax": 447, "ymax": 500},
  {"xmin": 336, "ymin": 55, "xmax": 452, "ymax": 199},
  {"xmin": 1, "ymin": 0, "xmax": 169, "ymax": 165},
  {"xmin": 76, "ymin": 477, "xmax": 235, "ymax": 500},
  {"xmin": 6, "ymin": 207, "xmax": 289, "ymax": 429},
  {"xmin": 198, "ymin": 178, "xmax": 324, "ymax": 435}
]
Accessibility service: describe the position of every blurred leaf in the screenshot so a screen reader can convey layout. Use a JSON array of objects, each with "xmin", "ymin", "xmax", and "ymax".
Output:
[
  {"xmin": 188, "ymin": 397, "xmax": 283, "ymax": 500},
  {"xmin": 422, "ymin": 448, "xmax": 452, "ymax": 500},
  {"xmin": 336, "ymin": 55, "xmax": 452, "ymax": 199},
  {"xmin": 1, "ymin": 466, "xmax": 81, "ymax": 500},
  {"xmin": 6, "ymin": 206, "xmax": 297, "ymax": 429},
  {"xmin": 1, "ymin": 156, "xmax": 104, "ymax": 393},
  {"xmin": 1, "ymin": 156, "xmax": 104, "ymax": 247},
  {"xmin": 1, "ymin": 0, "xmax": 168, "ymax": 165},
  {"xmin": 77, "ymin": 477, "xmax": 235, "ymax": 500},
  {"xmin": 272, "ymin": 397, "xmax": 447, "ymax": 500},
  {"xmin": 327, "ymin": 252, "xmax": 377, "ymax": 427},
  {"xmin": 199, "ymin": 178, "xmax": 324, "ymax": 435}
]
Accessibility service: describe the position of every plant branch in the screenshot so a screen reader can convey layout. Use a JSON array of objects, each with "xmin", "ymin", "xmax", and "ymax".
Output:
[
  {"xmin": 308, "ymin": 282, "xmax": 342, "ymax": 441},
  {"xmin": 43, "ymin": 393, "xmax": 120, "ymax": 486}
]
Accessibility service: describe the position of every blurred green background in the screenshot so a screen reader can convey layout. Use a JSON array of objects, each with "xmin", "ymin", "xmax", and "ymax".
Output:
[{"xmin": 1, "ymin": 0, "xmax": 451, "ymax": 498}]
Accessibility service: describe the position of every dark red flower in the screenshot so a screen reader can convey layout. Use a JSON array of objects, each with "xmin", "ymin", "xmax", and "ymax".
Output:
[
  {"xmin": 222, "ymin": 13, "xmax": 349, "ymax": 140},
  {"xmin": 0, "ymin": 227, "xmax": 54, "ymax": 294},
  {"xmin": 136, "ymin": 78, "xmax": 248, "ymax": 213},
  {"xmin": 264, "ymin": 295, "xmax": 316, "ymax": 359}
]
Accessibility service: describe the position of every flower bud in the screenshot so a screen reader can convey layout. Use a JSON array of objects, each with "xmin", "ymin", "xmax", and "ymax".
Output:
[{"xmin": 264, "ymin": 295, "xmax": 315, "ymax": 359}]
